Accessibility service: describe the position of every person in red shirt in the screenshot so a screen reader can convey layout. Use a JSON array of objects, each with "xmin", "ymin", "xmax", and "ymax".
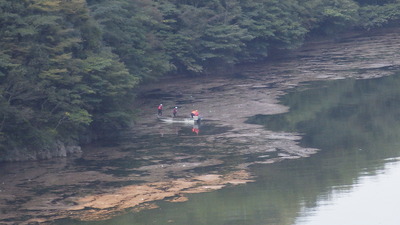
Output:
[
  {"xmin": 158, "ymin": 104, "xmax": 163, "ymax": 116},
  {"xmin": 191, "ymin": 110, "xmax": 199, "ymax": 118},
  {"xmin": 172, "ymin": 107, "xmax": 178, "ymax": 117}
]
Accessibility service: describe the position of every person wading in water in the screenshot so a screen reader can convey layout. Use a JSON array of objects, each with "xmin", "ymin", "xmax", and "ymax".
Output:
[{"xmin": 158, "ymin": 104, "xmax": 163, "ymax": 116}]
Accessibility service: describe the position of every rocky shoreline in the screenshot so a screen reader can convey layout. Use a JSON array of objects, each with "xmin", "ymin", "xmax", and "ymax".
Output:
[
  {"xmin": 1, "ymin": 27, "xmax": 400, "ymax": 224},
  {"xmin": 1, "ymin": 141, "xmax": 82, "ymax": 162}
]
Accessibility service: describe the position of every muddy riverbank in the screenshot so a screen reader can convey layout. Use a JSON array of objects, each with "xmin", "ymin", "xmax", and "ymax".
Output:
[
  {"xmin": 132, "ymin": 27, "xmax": 400, "ymax": 165},
  {"xmin": 1, "ymin": 27, "xmax": 400, "ymax": 224}
]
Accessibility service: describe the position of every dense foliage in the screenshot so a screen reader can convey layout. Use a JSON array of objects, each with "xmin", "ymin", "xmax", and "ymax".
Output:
[{"xmin": 1, "ymin": 0, "xmax": 399, "ymax": 159}]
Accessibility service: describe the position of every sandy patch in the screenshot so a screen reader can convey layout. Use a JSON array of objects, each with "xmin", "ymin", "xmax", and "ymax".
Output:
[{"xmin": 64, "ymin": 170, "xmax": 254, "ymax": 221}]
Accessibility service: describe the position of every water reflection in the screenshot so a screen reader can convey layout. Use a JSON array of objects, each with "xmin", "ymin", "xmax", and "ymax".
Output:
[
  {"xmin": 192, "ymin": 124, "xmax": 200, "ymax": 135},
  {"xmin": 56, "ymin": 74, "xmax": 400, "ymax": 224},
  {"xmin": 249, "ymin": 73, "xmax": 400, "ymax": 224},
  {"xmin": 247, "ymin": 74, "xmax": 400, "ymax": 159},
  {"xmin": 295, "ymin": 158, "xmax": 400, "ymax": 225}
]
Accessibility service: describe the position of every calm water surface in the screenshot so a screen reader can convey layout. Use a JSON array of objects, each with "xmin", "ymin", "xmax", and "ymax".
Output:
[
  {"xmin": 56, "ymin": 74, "xmax": 400, "ymax": 224},
  {"xmin": 296, "ymin": 159, "xmax": 400, "ymax": 225}
]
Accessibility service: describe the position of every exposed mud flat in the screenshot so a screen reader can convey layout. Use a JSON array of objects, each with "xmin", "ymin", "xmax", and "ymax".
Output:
[
  {"xmin": 133, "ymin": 28, "xmax": 400, "ymax": 166},
  {"xmin": 1, "ymin": 28, "xmax": 400, "ymax": 224}
]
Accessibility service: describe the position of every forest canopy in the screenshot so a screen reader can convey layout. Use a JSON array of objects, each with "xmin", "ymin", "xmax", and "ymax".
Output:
[{"xmin": 1, "ymin": 0, "xmax": 399, "ymax": 160}]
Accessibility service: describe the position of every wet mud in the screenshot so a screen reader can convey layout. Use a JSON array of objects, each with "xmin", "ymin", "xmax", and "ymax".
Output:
[{"xmin": 1, "ymin": 28, "xmax": 400, "ymax": 224}]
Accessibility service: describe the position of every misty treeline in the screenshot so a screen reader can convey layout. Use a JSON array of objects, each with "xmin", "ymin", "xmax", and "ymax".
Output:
[{"xmin": 1, "ymin": 0, "xmax": 399, "ymax": 159}]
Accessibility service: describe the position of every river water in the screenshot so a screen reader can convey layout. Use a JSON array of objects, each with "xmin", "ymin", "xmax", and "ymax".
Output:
[{"xmin": 2, "ymin": 28, "xmax": 400, "ymax": 224}]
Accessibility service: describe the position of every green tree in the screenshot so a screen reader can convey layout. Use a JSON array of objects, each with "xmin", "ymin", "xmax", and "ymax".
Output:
[
  {"xmin": 88, "ymin": 0, "xmax": 171, "ymax": 81},
  {"xmin": 359, "ymin": 2, "xmax": 400, "ymax": 29},
  {"xmin": 0, "ymin": 0, "xmax": 139, "ymax": 159}
]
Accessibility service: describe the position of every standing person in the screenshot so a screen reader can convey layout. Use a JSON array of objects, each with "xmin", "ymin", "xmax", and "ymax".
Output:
[
  {"xmin": 173, "ymin": 107, "xmax": 178, "ymax": 117},
  {"xmin": 158, "ymin": 104, "xmax": 163, "ymax": 116}
]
